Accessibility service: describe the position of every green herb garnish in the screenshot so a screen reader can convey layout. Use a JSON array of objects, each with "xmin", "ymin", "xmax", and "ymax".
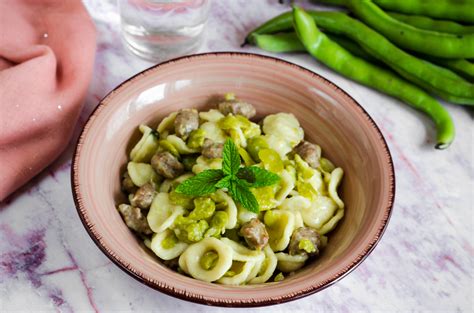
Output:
[{"xmin": 175, "ymin": 139, "xmax": 280, "ymax": 213}]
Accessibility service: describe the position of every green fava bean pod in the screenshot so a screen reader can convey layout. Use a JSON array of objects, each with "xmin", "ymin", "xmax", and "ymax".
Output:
[
  {"xmin": 345, "ymin": 0, "xmax": 474, "ymax": 59},
  {"xmin": 251, "ymin": 31, "xmax": 474, "ymax": 87},
  {"xmin": 251, "ymin": 32, "xmax": 305, "ymax": 53},
  {"xmin": 387, "ymin": 12, "xmax": 474, "ymax": 35},
  {"xmin": 246, "ymin": 11, "xmax": 474, "ymax": 104},
  {"xmin": 316, "ymin": 0, "xmax": 474, "ymax": 24},
  {"xmin": 291, "ymin": 6, "xmax": 455, "ymax": 149},
  {"xmin": 373, "ymin": 0, "xmax": 474, "ymax": 24},
  {"xmin": 426, "ymin": 59, "xmax": 474, "ymax": 82},
  {"xmin": 251, "ymin": 32, "xmax": 381, "ymax": 65}
]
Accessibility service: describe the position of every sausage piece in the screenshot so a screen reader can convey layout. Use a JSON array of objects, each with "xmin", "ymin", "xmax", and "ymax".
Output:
[
  {"xmin": 151, "ymin": 151, "xmax": 184, "ymax": 179},
  {"xmin": 294, "ymin": 141, "xmax": 321, "ymax": 169},
  {"xmin": 117, "ymin": 204, "xmax": 153, "ymax": 235},
  {"xmin": 201, "ymin": 138, "xmax": 224, "ymax": 159},
  {"xmin": 288, "ymin": 227, "xmax": 321, "ymax": 256},
  {"xmin": 122, "ymin": 172, "xmax": 137, "ymax": 194},
  {"xmin": 239, "ymin": 218, "xmax": 269, "ymax": 250},
  {"xmin": 174, "ymin": 109, "xmax": 199, "ymax": 139},
  {"xmin": 131, "ymin": 183, "xmax": 155, "ymax": 209},
  {"xmin": 218, "ymin": 100, "xmax": 256, "ymax": 119}
]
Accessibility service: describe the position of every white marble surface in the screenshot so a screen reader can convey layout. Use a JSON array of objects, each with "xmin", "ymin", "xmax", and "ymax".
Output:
[{"xmin": 1, "ymin": 0, "xmax": 473, "ymax": 312}]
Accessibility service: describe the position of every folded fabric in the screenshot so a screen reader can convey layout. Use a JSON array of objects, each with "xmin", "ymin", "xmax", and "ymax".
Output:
[{"xmin": 0, "ymin": 0, "xmax": 96, "ymax": 201}]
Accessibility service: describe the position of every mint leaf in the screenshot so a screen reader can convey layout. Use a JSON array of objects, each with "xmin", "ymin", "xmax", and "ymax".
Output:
[
  {"xmin": 215, "ymin": 175, "xmax": 232, "ymax": 189},
  {"xmin": 175, "ymin": 169, "xmax": 224, "ymax": 196},
  {"xmin": 222, "ymin": 139, "xmax": 241, "ymax": 176},
  {"xmin": 229, "ymin": 180, "xmax": 259, "ymax": 213},
  {"xmin": 239, "ymin": 166, "xmax": 280, "ymax": 188},
  {"xmin": 174, "ymin": 139, "xmax": 275, "ymax": 213}
]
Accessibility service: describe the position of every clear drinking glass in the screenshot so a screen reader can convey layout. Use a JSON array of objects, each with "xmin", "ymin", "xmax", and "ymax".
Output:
[{"xmin": 118, "ymin": 0, "xmax": 210, "ymax": 62}]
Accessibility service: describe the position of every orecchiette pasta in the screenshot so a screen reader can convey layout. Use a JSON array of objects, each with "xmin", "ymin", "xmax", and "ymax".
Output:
[
  {"xmin": 262, "ymin": 113, "xmax": 304, "ymax": 147},
  {"xmin": 199, "ymin": 109, "xmax": 225, "ymax": 122},
  {"xmin": 318, "ymin": 207, "xmax": 344, "ymax": 235},
  {"xmin": 192, "ymin": 156, "xmax": 222, "ymax": 174},
  {"xmin": 275, "ymin": 252, "xmax": 309, "ymax": 272},
  {"xmin": 237, "ymin": 205, "xmax": 259, "ymax": 225},
  {"xmin": 275, "ymin": 169, "xmax": 296, "ymax": 203},
  {"xmin": 246, "ymin": 253, "xmax": 266, "ymax": 282},
  {"xmin": 217, "ymin": 260, "xmax": 257, "ymax": 285},
  {"xmin": 249, "ymin": 246, "xmax": 278, "ymax": 284},
  {"xmin": 301, "ymin": 196, "xmax": 338, "ymax": 230},
  {"xmin": 159, "ymin": 179, "xmax": 173, "ymax": 193},
  {"xmin": 147, "ymin": 193, "xmax": 185, "ymax": 233},
  {"xmin": 264, "ymin": 210, "xmax": 295, "ymax": 251},
  {"xmin": 157, "ymin": 112, "xmax": 177, "ymax": 133},
  {"xmin": 262, "ymin": 113, "xmax": 304, "ymax": 158},
  {"xmin": 212, "ymin": 190, "xmax": 237, "ymax": 229},
  {"xmin": 117, "ymin": 96, "xmax": 345, "ymax": 285},
  {"xmin": 328, "ymin": 168, "xmax": 344, "ymax": 209},
  {"xmin": 166, "ymin": 135, "xmax": 199, "ymax": 154},
  {"xmin": 150, "ymin": 229, "xmax": 188, "ymax": 260},
  {"xmin": 220, "ymin": 238, "xmax": 264, "ymax": 262},
  {"xmin": 217, "ymin": 238, "xmax": 265, "ymax": 285},
  {"xmin": 127, "ymin": 162, "xmax": 159, "ymax": 187},
  {"xmin": 130, "ymin": 125, "xmax": 160, "ymax": 163},
  {"xmin": 200, "ymin": 121, "xmax": 227, "ymax": 143},
  {"xmin": 278, "ymin": 195, "xmax": 311, "ymax": 212},
  {"xmin": 179, "ymin": 237, "xmax": 233, "ymax": 282}
]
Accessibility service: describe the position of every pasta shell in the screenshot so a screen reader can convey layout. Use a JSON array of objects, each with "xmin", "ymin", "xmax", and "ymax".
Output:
[
  {"xmin": 301, "ymin": 196, "xmax": 337, "ymax": 230},
  {"xmin": 179, "ymin": 237, "xmax": 233, "ymax": 282},
  {"xmin": 150, "ymin": 230, "xmax": 188, "ymax": 260},
  {"xmin": 127, "ymin": 162, "xmax": 159, "ymax": 187},
  {"xmin": 130, "ymin": 125, "xmax": 160, "ymax": 163},
  {"xmin": 248, "ymin": 246, "xmax": 278, "ymax": 284},
  {"xmin": 275, "ymin": 252, "xmax": 308, "ymax": 272},
  {"xmin": 147, "ymin": 193, "xmax": 184, "ymax": 233},
  {"xmin": 264, "ymin": 210, "xmax": 295, "ymax": 251}
]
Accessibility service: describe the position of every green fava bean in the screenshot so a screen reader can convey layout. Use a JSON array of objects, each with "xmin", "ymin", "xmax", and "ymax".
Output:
[
  {"xmin": 251, "ymin": 32, "xmax": 306, "ymax": 53},
  {"xmin": 345, "ymin": 0, "xmax": 474, "ymax": 59},
  {"xmin": 247, "ymin": 136, "xmax": 269, "ymax": 162},
  {"xmin": 259, "ymin": 149, "xmax": 284, "ymax": 172},
  {"xmin": 200, "ymin": 251, "xmax": 219, "ymax": 270},
  {"xmin": 189, "ymin": 197, "xmax": 216, "ymax": 220},
  {"xmin": 187, "ymin": 129, "xmax": 206, "ymax": 149},
  {"xmin": 252, "ymin": 32, "xmax": 381, "ymax": 65},
  {"xmin": 387, "ymin": 12, "xmax": 474, "ymax": 35},
  {"xmin": 372, "ymin": 0, "xmax": 474, "ymax": 24},
  {"xmin": 316, "ymin": 0, "xmax": 474, "ymax": 24},
  {"xmin": 205, "ymin": 211, "xmax": 229, "ymax": 238},
  {"xmin": 174, "ymin": 216, "xmax": 209, "ymax": 243},
  {"xmin": 292, "ymin": 6, "xmax": 455, "ymax": 148},
  {"xmin": 169, "ymin": 190, "xmax": 194, "ymax": 209},
  {"xmin": 159, "ymin": 139, "xmax": 180, "ymax": 158},
  {"xmin": 247, "ymin": 10, "xmax": 474, "ymax": 104}
]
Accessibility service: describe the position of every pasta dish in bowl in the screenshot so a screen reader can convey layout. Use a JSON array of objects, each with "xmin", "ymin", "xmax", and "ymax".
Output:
[
  {"xmin": 72, "ymin": 52, "xmax": 394, "ymax": 306},
  {"xmin": 117, "ymin": 94, "xmax": 345, "ymax": 285}
]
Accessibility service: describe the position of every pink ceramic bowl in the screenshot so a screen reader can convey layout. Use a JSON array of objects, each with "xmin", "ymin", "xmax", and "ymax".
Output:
[{"xmin": 72, "ymin": 52, "xmax": 395, "ymax": 307}]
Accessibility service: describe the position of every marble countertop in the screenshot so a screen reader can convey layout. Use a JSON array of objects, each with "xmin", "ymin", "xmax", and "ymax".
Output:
[{"xmin": 1, "ymin": 0, "xmax": 472, "ymax": 312}]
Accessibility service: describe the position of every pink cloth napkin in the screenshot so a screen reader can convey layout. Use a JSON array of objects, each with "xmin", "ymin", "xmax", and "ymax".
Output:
[{"xmin": 0, "ymin": 0, "xmax": 96, "ymax": 201}]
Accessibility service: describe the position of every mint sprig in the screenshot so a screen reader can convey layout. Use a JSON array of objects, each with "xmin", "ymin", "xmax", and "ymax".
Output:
[
  {"xmin": 175, "ymin": 139, "xmax": 280, "ymax": 213},
  {"xmin": 175, "ymin": 169, "xmax": 224, "ymax": 196},
  {"xmin": 222, "ymin": 136, "xmax": 241, "ymax": 176}
]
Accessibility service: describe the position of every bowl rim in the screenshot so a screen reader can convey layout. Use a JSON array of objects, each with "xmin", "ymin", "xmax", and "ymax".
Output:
[{"xmin": 71, "ymin": 51, "xmax": 395, "ymax": 307}]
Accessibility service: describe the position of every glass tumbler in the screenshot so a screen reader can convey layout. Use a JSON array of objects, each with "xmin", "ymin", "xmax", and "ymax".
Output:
[{"xmin": 118, "ymin": 0, "xmax": 210, "ymax": 62}]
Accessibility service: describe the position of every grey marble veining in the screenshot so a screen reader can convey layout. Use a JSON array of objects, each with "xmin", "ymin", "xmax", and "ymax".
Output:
[{"xmin": 1, "ymin": 1, "xmax": 472, "ymax": 312}]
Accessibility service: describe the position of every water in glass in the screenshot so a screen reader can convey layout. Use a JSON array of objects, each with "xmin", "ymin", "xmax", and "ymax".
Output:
[{"xmin": 119, "ymin": 0, "xmax": 210, "ymax": 61}]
